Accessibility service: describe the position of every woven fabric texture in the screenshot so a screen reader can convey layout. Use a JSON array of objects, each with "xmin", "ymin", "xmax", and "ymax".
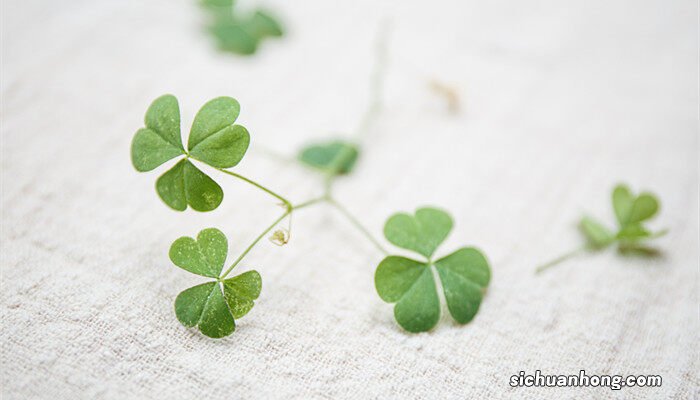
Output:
[{"xmin": 1, "ymin": 0, "xmax": 698, "ymax": 398}]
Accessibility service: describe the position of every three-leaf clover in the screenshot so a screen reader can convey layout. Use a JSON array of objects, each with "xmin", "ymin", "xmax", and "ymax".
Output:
[
  {"xmin": 170, "ymin": 228, "xmax": 261, "ymax": 338},
  {"xmin": 537, "ymin": 183, "xmax": 666, "ymax": 273},
  {"xmin": 579, "ymin": 184, "xmax": 666, "ymax": 251},
  {"xmin": 374, "ymin": 207, "xmax": 491, "ymax": 333},
  {"xmin": 201, "ymin": 0, "xmax": 284, "ymax": 56},
  {"xmin": 298, "ymin": 140, "xmax": 359, "ymax": 174},
  {"xmin": 131, "ymin": 94, "xmax": 250, "ymax": 212}
]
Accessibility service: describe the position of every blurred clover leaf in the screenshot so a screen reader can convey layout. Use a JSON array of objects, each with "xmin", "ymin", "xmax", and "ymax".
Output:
[
  {"xmin": 170, "ymin": 228, "xmax": 262, "ymax": 338},
  {"xmin": 298, "ymin": 140, "xmax": 359, "ymax": 175},
  {"xmin": 374, "ymin": 207, "xmax": 491, "ymax": 333},
  {"xmin": 131, "ymin": 94, "xmax": 250, "ymax": 212},
  {"xmin": 201, "ymin": 0, "xmax": 233, "ymax": 8},
  {"xmin": 537, "ymin": 183, "xmax": 667, "ymax": 273},
  {"xmin": 201, "ymin": 0, "xmax": 283, "ymax": 56}
]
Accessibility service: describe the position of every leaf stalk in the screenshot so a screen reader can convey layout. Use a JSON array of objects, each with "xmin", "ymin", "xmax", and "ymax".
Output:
[
  {"xmin": 535, "ymin": 246, "xmax": 588, "ymax": 274},
  {"xmin": 327, "ymin": 197, "xmax": 388, "ymax": 255},
  {"xmin": 216, "ymin": 167, "xmax": 292, "ymax": 209}
]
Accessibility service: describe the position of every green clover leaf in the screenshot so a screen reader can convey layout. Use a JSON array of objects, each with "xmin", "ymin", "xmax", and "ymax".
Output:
[
  {"xmin": 383, "ymin": 207, "xmax": 453, "ymax": 258},
  {"xmin": 612, "ymin": 184, "xmax": 659, "ymax": 227},
  {"xmin": 434, "ymin": 248, "xmax": 490, "ymax": 324},
  {"xmin": 209, "ymin": 22, "xmax": 258, "ymax": 55},
  {"xmin": 298, "ymin": 140, "xmax": 359, "ymax": 175},
  {"xmin": 155, "ymin": 159, "xmax": 224, "ymax": 212},
  {"xmin": 131, "ymin": 95, "xmax": 250, "ymax": 212},
  {"xmin": 170, "ymin": 228, "xmax": 262, "ymax": 338},
  {"xmin": 375, "ymin": 257, "xmax": 440, "ymax": 333},
  {"xmin": 578, "ymin": 216, "xmax": 615, "ymax": 248},
  {"xmin": 174, "ymin": 282, "xmax": 234, "ymax": 338},
  {"xmin": 222, "ymin": 270, "xmax": 262, "ymax": 318},
  {"xmin": 169, "ymin": 227, "xmax": 229, "ymax": 278},
  {"xmin": 188, "ymin": 97, "xmax": 248, "ymax": 167},
  {"xmin": 131, "ymin": 95, "xmax": 184, "ymax": 172},
  {"xmin": 374, "ymin": 207, "xmax": 491, "ymax": 332},
  {"xmin": 245, "ymin": 11, "xmax": 284, "ymax": 38}
]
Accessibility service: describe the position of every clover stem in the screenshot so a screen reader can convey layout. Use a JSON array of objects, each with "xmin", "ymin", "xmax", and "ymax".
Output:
[
  {"xmin": 353, "ymin": 21, "xmax": 389, "ymax": 141},
  {"xmin": 215, "ymin": 167, "xmax": 292, "ymax": 209},
  {"xmin": 220, "ymin": 210, "xmax": 291, "ymax": 279},
  {"xmin": 217, "ymin": 23, "xmax": 392, "ymax": 270},
  {"xmin": 327, "ymin": 197, "xmax": 388, "ymax": 255},
  {"xmin": 219, "ymin": 196, "xmax": 327, "ymax": 279},
  {"xmin": 535, "ymin": 246, "xmax": 588, "ymax": 274},
  {"xmin": 293, "ymin": 196, "xmax": 327, "ymax": 210},
  {"xmin": 323, "ymin": 173, "xmax": 336, "ymax": 197},
  {"xmin": 252, "ymin": 145, "xmax": 298, "ymax": 165},
  {"xmin": 321, "ymin": 23, "xmax": 391, "ymax": 188}
]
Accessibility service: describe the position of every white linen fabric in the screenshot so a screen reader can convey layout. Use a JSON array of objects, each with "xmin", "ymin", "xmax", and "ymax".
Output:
[{"xmin": 1, "ymin": 0, "xmax": 697, "ymax": 398}]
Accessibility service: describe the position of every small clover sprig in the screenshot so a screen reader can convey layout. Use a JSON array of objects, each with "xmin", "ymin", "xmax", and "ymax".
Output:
[
  {"xmin": 375, "ymin": 207, "xmax": 491, "ymax": 332},
  {"xmin": 130, "ymin": 94, "xmax": 379, "ymax": 338},
  {"xmin": 170, "ymin": 228, "xmax": 261, "ymax": 338},
  {"xmin": 200, "ymin": 0, "xmax": 283, "ymax": 55},
  {"xmin": 129, "ymin": 29, "xmax": 493, "ymax": 338},
  {"xmin": 131, "ymin": 94, "xmax": 315, "ymax": 338},
  {"xmin": 536, "ymin": 184, "xmax": 666, "ymax": 273}
]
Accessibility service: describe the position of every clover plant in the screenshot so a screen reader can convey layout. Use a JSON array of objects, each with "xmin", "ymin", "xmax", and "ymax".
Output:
[
  {"xmin": 131, "ymin": 31, "xmax": 492, "ymax": 337},
  {"xmin": 537, "ymin": 184, "xmax": 666, "ymax": 273}
]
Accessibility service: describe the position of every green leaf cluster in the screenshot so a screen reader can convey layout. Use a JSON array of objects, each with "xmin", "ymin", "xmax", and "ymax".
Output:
[
  {"xmin": 131, "ymin": 95, "xmax": 249, "ymax": 212},
  {"xmin": 201, "ymin": 0, "xmax": 283, "ymax": 55},
  {"xmin": 579, "ymin": 184, "xmax": 666, "ymax": 251},
  {"xmin": 374, "ymin": 207, "xmax": 491, "ymax": 332},
  {"xmin": 170, "ymin": 228, "xmax": 261, "ymax": 338},
  {"xmin": 298, "ymin": 140, "xmax": 359, "ymax": 175}
]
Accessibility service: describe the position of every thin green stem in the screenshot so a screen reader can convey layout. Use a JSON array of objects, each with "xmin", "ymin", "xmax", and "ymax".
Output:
[
  {"xmin": 535, "ymin": 246, "xmax": 588, "ymax": 274},
  {"xmin": 293, "ymin": 196, "xmax": 327, "ymax": 210},
  {"xmin": 322, "ymin": 144, "xmax": 359, "ymax": 193},
  {"xmin": 353, "ymin": 21, "xmax": 389, "ymax": 140},
  {"xmin": 327, "ymin": 197, "xmax": 388, "ymax": 255},
  {"xmin": 218, "ymin": 24, "xmax": 393, "ymax": 278},
  {"xmin": 322, "ymin": 23, "xmax": 391, "ymax": 187},
  {"xmin": 219, "ymin": 196, "xmax": 327, "ymax": 279},
  {"xmin": 216, "ymin": 167, "xmax": 291, "ymax": 209},
  {"xmin": 323, "ymin": 174, "xmax": 335, "ymax": 197},
  {"xmin": 220, "ymin": 211, "xmax": 290, "ymax": 279},
  {"xmin": 252, "ymin": 145, "xmax": 297, "ymax": 165}
]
